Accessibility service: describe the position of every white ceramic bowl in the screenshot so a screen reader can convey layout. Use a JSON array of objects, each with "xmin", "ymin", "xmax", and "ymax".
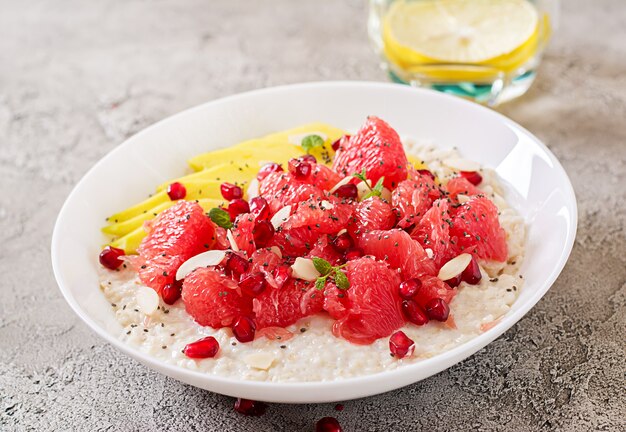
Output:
[{"xmin": 51, "ymin": 82, "xmax": 577, "ymax": 403}]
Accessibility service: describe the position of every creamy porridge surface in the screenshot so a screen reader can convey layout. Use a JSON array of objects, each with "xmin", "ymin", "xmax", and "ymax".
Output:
[{"xmin": 100, "ymin": 143, "xmax": 526, "ymax": 382}]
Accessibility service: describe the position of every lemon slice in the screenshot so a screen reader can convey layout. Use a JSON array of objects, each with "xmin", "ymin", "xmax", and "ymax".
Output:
[{"xmin": 384, "ymin": 0, "xmax": 538, "ymax": 64}]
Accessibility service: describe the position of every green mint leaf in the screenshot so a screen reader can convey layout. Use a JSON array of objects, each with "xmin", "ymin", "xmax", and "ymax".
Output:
[
  {"xmin": 301, "ymin": 134, "xmax": 325, "ymax": 153},
  {"xmin": 351, "ymin": 168, "xmax": 368, "ymax": 184},
  {"xmin": 362, "ymin": 177, "xmax": 386, "ymax": 200},
  {"xmin": 208, "ymin": 207, "xmax": 233, "ymax": 229},
  {"xmin": 315, "ymin": 276, "xmax": 327, "ymax": 291},
  {"xmin": 312, "ymin": 257, "xmax": 333, "ymax": 276},
  {"xmin": 334, "ymin": 269, "xmax": 350, "ymax": 290},
  {"xmin": 372, "ymin": 177, "xmax": 385, "ymax": 193},
  {"xmin": 362, "ymin": 190, "xmax": 378, "ymax": 200}
]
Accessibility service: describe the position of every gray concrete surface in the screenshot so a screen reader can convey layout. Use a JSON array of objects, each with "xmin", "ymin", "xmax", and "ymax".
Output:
[{"xmin": 1, "ymin": 0, "xmax": 625, "ymax": 430}]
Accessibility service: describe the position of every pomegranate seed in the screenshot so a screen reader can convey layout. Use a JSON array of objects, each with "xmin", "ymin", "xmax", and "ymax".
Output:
[
  {"xmin": 220, "ymin": 182, "xmax": 243, "ymax": 201},
  {"xmin": 257, "ymin": 162, "xmax": 283, "ymax": 181},
  {"xmin": 228, "ymin": 198, "xmax": 250, "ymax": 221},
  {"xmin": 166, "ymin": 182, "xmax": 186, "ymax": 200},
  {"xmin": 161, "ymin": 281, "xmax": 182, "ymax": 305},
  {"xmin": 462, "ymin": 255, "xmax": 482, "ymax": 285},
  {"xmin": 232, "ymin": 316, "xmax": 256, "ymax": 343},
  {"xmin": 331, "ymin": 134, "xmax": 350, "ymax": 152},
  {"xmin": 389, "ymin": 330, "xmax": 415, "ymax": 359},
  {"xmin": 460, "ymin": 171, "xmax": 483, "ymax": 186},
  {"xmin": 249, "ymin": 197, "xmax": 270, "ymax": 220},
  {"xmin": 417, "ymin": 169, "xmax": 435, "ymax": 181},
  {"xmin": 239, "ymin": 272, "xmax": 267, "ymax": 296},
  {"xmin": 225, "ymin": 253, "xmax": 249, "ymax": 277},
  {"xmin": 333, "ymin": 184, "xmax": 358, "ymax": 200},
  {"xmin": 334, "ymin": 404, "xmax": 344, "ymax": 411},
  {"xmin": 332, "ymin": 232, "xmax": 353, "ymax": 253},
  {"xmin": 344, "ymin": 247, "xmax": 363, "ymax": 261},
  {"xmin": 398, "ymin": 278, "xmax": 422, "ymax": 300},
  {"xmin": 253, "ymin": 220, "xmax": 275, "ymax": 247},
  {"xmin": 273, "ymin": 264, "xmax": 292, "ymax": 288},
  {"xmin": 300, "ymin": 154, "xmax": 317, "ymax": 164},
  {"xmin": 445, "ymin": 274, "xmax": 462, "ymax": 288},
  {"xmin": 234, "ymin": 398, "xmax": 267, "ymax": 416},
  {"xmin": 183, "ymin": 336, "xmax": 219, "ymax": 359},
  {"xmin": 288, "ymin": 158, "xmax": 312, "ymax": 179},
  {"xmin": 316, "ymin": 417, "xmax": 343, "ymax": 432},
  {"xmin": 424, "ymin": 298, "xmax": 450, "ymax": 321},
  {"xmin": 402, "ymin": 300, "xmax": 429, "ymax": 326},
  {"xmin": 99, "ymin": 246, "xmax": 125, "ymax": 270}
]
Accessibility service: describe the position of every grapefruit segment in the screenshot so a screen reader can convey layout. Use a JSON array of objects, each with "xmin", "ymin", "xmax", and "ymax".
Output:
[
  {"xmin": 449, "ymin": 196, "xmax": 508, "ymax": 261},
  {"xmin": 393, "ymin": 174, "xmax": 441, "ymax": 229},
  {"xmin": 272, "ymin": 195, "xmax": 355, "ymax": 257},
  {"xmin": 310, "ymin": 163, "xmax": 342, "ymax": 191},
  {"xmin": 332, "ymin": 116, "xmax": 408, "ymax": 189},
  {"xmin": 412, "ymin": 199, "xmax": 455, "ymax": 269},
  {"xmin": 252, "ymin": 279, "xmax": 323, "ymax": 328},
  {"xmin": 325, "ymin": 257, "xmax": 404, "ymax": 345},
  {"xmin": 230, "ymin": 213, "xmax": 257, "ymax": 256},
  {"xmin": 359, "ymin": 229, "xmax": 437, "ymax": 278},
  {"xmin": 259, "ymin": 172, "xmax": 324, "ymax": 214},
  {"xmin": 347, "ymin": 196, "xmax": 396, "ymax": 238},
  {"xmin": 135, "ymin": 201, "xmax": 216, "ymax": 293},
  {"xmin": 307, "ymin": 235, "xmax": 343, "ymax": 266},
  {"xmin": 181, "ymin": 267, "xmax": 252, "ymax": 328},
  {"xmin": 446, "ymin": 177, "xmax": 482, "ymax": 200}
]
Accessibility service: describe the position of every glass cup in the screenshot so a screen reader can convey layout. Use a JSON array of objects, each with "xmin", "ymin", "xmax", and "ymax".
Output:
[{"xmin": 368, "ymin": 0, "xmax": 560, "ymax": 105}]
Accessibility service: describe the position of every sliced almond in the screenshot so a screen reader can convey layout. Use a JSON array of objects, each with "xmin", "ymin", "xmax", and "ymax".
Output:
[
  {"xmin": 136, "ymin": 286, "xmax": 159, "ymax": 315},
  {"xmin": 226, "ymin": 229, "xmax": 239, "ymax": 252},
  {"xmin": 269, "ymin": 246, "xmax": 282, "ymax": 258},
  {"xmin": 442, "ymin": 158, "xmax": 481, "ymax": 172},
  {"xmin": 244, "ymin": 352, "xmax": 276, "ymax": 370},
  {"xmin": 291, "ymin": 257, "xmax": 321, "ymax": 281},
  {"xmin": 356, "ymin": 179, "xmax": 372, "ymax": 201},
  {"xmin": 438, "ymin": 253, "xmax": 472, "ymax": 281},
  {"xmin": 457, "ymin": 194, "xmax": 471, "ymax": 204},
  {"xmin": 287, "ymin": 132, "xmax": 328, "ymax": 146},
  {"xmin": 247, "ymin": 178, "xmax": 259, "ymax": 199},
  {"xmin": 176, "ymin": 250, "xmax": 228, "ymax": 280},
  {"xmin": 319, "ymin": 200, "xmax": 334, "ymax": 210},
  {"xmin": 329, "ymin": 176, "xmax": 352, "ymax": 193},
  {"xmin": 270, "ymin": 205, "xmax": 291, "ymax": 229}
]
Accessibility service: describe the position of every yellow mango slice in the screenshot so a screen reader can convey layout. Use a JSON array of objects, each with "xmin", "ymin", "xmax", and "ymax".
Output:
[
  {"xmin": 106, "ymin": 180, "xmax": 229, "ymax": 224},
  {"xmin": 183, "ymin": 180, "xmax": 233, "ymax": 201},
  {"xmin": 188, "ymin": 123, "xmax": 346, "ymax": 171},
  {"xmin": 187, "ymin": 146, "xmax": 303, "ymax": 172},
  {"xmin": 157, "ymin": 162, "xmax": 258, "ymax": 192},
  {"xmin": 407, "ymin": 154, "xmax": 428, "ymax": 170},
  {"xmin": 250, "ymin": 122, "xmax": 345, "ymax": 149},
  {"xmin": 102, "ymin": 201, "xmax": 175, "ymax": 237},
  {"xmin": 107, "ymin": 190, "xmax": 169, "ymax": 224},
  {"xmin": 109, "ymin": 226, "xmax": 146, "ymax": 254}
]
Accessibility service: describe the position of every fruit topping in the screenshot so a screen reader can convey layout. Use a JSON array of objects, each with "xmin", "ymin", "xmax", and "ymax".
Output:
[
  {"xmin": 99, "ymin": 245, "xmax": 125, "ymax": 270},
  {"xmin": 183, "ymin": 336, "xmax": 220, "ymax": 359},
  {"xmin": 389, "ymin": 330, "xmax": 415, "ymax": 359}
]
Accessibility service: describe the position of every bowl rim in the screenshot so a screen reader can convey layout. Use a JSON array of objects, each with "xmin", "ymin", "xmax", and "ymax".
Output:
[{"xmin": 51, "ymin": 81, "xmax": 577, "ymax": 399}]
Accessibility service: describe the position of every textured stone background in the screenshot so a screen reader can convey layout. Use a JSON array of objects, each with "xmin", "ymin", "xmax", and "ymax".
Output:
[{"xmin": 1, "ymin": 0, "xmax": 625, "ymax": 431}]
